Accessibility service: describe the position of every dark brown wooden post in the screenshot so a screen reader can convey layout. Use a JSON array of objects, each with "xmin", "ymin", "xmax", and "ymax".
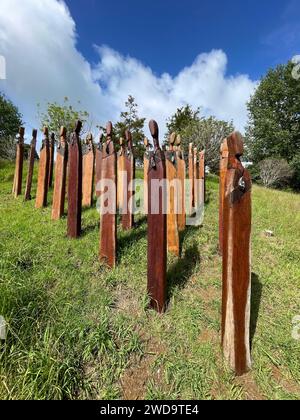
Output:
[
  {"xmin": 122, "ymin": 130, "xmax": 135, "ymax": 230},
  {"xmin": 144, "ymin": 137, "xmax": 150, "ymax": 215},
  {"xmin": 67, "ymin": 121, "xmax": 82, "ymax": 238},
  {"xmin": 12, "ymin": 127, "xmax": 25, "ymax": 198},
  {"xmin": 166, "ymin": 132, "xmax": 179, "ymax": 256},
  {"xmin": 48, "ymin": 132, "xmax": 55, "ymax": 189},
  {"xmin": 117, "ymin": 137, "xmax": 126, "ymax": 211},
  {"xmin": 99, "ymin": 122, "xmax": 117, "ymax": 268},
  {"xmin": 24, "ymin": 129, "xmax": 37, "ymax": 201},
  {"xmin": 95, "ymin": 133, "xmax": 103, "ymax": 198},
  {"xmin": 82, "ymin": 133, "xmax": 95, "ymax": 208},
  {"xmin": 51, "ymin": 127, "xmax": 68, "ymax": 220},
  {"xmin": 147, "ymin": 120, "xmax": 167, "ymax": 313},
  {"xmin": 35, "ymin": 127, "xmax": 50, "ymax": 208},
  {"xmin": 222, "ymin": 132, "xmax": 252, "ymax": 376},
  {"xmin": 219, "ymin": 139, "xmax": 229, "ymax": 255},
  {"xmin": 188, "ymin": 143, "xmax": 194, "ymax": 215},
  {"xmin": 176, "ymin": 135, "xmax": 186, "ymax": 232}
]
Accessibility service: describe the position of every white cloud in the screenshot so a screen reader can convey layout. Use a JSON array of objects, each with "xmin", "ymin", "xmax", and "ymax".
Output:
[{"xmin": 0, "ymin": 0, "xmax": 257, "ymax": 144}]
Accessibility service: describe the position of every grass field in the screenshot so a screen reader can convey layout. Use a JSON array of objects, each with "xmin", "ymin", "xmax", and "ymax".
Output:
[{"xmin": 0, "ymin": 159, "xmax": 300, "ymax": 400}]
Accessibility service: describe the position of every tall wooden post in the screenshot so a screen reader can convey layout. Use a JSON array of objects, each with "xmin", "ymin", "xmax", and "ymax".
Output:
[
  {"xmin": 117, "ymin": 137, "xmax": 126, "ymax": 211},
  {"xmin": 147, "ymin": 120, "xmax": 167, "ymax": 313},
  {"xmin": 95, "ymin": 134, "xmax": 103, "ymax": 198},
  {"xmin": 176, "ymin": 135, "xmax": 186, "ymax": 232},
  {"xmin": 222, "ymin": 132, "xmax": 252, "ymax": 376},
  {"xmin": 48, "ymin": 132, "xmax": 55, "ymax": 189},
  {"xmin": 99, "ymin": 122, "xmax": 117, "ymax": 268},
  {"xmin": 24, "ymin": 129, "xmax": 37, "ymax": 201},
  {"xmin": 144, "ymin": 137, "xmax": 150, "ymax": 215},
  {"xmin": 166, "ymin": 132, "xmax": 179, "ymax": 256},
  {"xmin": 35, "ymin": 127, "xmax": 50, "ymax": 208},
  {"xmin": 193, "ymin": 147, "xmax": 200, "ymax": 212},
  {"xmin": 82, "ymin": 133, "xmax": 95, "ymax": 208},
  {"xmin": 122, "ymin": 130, "xmax": 135, "ymax": 230},
  {"xmin": 51, "ymin": 127, "xmax": 68, "ymax": 220},
  {"xmin": 67, "ymin": 121, "xmax": 82, "ymax": 238},
  {"xmin": 199, "ymin": 150, "xmax": 205, "ymax": 206},
  {"xmin": 188, "ymin": 143, "xmax": 194, "ymax": 215},
  {"xmin": 12, "ymin": 127, "xmax": 25, "ymax": 198},
  {"xmin": 219, "ymin": 139, "xmax": 229, "ymax": 255}
]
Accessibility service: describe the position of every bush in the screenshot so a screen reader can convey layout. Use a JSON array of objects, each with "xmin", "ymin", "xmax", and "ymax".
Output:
[{"xmin": 258, "ymin": 158, "xmax": 294, "ymax": 188}]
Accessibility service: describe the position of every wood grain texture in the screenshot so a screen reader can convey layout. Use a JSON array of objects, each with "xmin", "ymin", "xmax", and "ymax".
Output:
[
  {"xmin": 48, "ymin": 133, "xmax": 55, "ymax": 189},
  {"xmin": 193, "ymin": 147, "xmax": 200, "ymax": 211},
  {"xmin": 219, "ymin": 139, "xmax": 229, "ymax": 255},
  {"xmin": 35, "ymin": 128, "xmax": 50, "ymax": 208},
  {"xmin": 166, "ymin": 133, "xmax": 179, "ymax": 256},
  {"xmin": 176, "ymin": 135, "xmax": 186, "ymax": 232},
  {"xmin": 82, "ymin": 133, "xmax": 95, "ymax": 208},
  {"xmin": 188, "ymin": 143, "xmax": 194, "ymax": 215},
  {"xmin": 67, "ymin": 122, "xmax": 82, "ymax": 238},
  {"xmin": 99, "ymin": 121, "xmax": 117, "ymax": 268},
  {"xmin": 117, "ymin": 138, "xmax": 126, "ymax": 211},
  {"xmin": 147, "ymin": 120, "xmax": 167, "ymax": 313},
  {"xmin": 95, "ymin": 135, "xmax": 103, "ymax": 198},
  {"xmin": 24, "ymin": 129, "xmax": 37, "ymax": 201},
  {"xmin": 12, "ymin": 127, "xmax": 25, "ymax": 198},
  {"xmin": 221, "ymin": 132, "xmax": 252, "ymax": 377},
  {"xmin": 199, "ymin": 150, "xmax": 205, "ymax": 224},
  {"xmin": 143, "ymin": 138, "xmax": 150, "ymax": 215},
  {"xmin": 122, "ymin": 130, "xmax": 135, "ymax": 230},
  {"xmin": 51, "ymin": 127, "xmax": 68, "ymax": 220}
]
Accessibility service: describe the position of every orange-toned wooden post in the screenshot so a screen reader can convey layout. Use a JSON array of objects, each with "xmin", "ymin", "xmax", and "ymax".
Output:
[
  {"xmin": 219, "ymin": 139, "xmax": 229, "ymax": 255},
  {"xmin": 48, "ymin": 132, "xmax": 55, "ymax": 189},
  {"xmin": 82, "ymin": 133, "xmax": 95, "ymax": 208},
  {"xmin": 166, "ymin": 132, "xmax": 179, "ymax": 256},
  {"xmin": 12, "ymin": 127, "xmax": 25, "ymax": 198},
  {"xmin": 35, "ymin": 127, "xmax": 50, "ymax": 208},
  {"xmin": 188, "ymin": 143, "xmax": 194, "ymax": 215},
  {"xmin": 176, "ymin": 135, "xmax": 186, "ymax": 232},
  {"xmin": 24, "ymin": 129, "xmax": 37, "ymax": 201},
  {"xmin": 51, "ymin": 127, "xmax": 68, "ymax": 220},
  {"xmin": 122, "ymin": 130, "xmax": 135, "ymax": 230}
]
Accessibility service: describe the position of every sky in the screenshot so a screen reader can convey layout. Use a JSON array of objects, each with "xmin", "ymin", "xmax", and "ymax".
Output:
[{"xmin": 0, "ymin": 0, "xmax": 299, "ymax": 142}]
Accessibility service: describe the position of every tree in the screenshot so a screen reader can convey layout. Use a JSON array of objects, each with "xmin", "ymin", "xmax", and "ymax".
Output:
[
  {"xmin": 258, "ymin": 158, "xmax": 293, "ymax": 188},
  {"xmin": 165, "ymin": 105, "xmax": 200, "ymax": 142},
  {"xmin": 245, "ymin": 61, "xmax": 300, "ymax": 165},
  {"xmin": 114, "ymin": 95, "xmax": 146, "ymax": 163},
  {"xmin": 181, "ymin": 116, "xmax": 234, "ymax": 173},
  {"xmin": 38, "ymin": 97, "xmax": 89, "ymax": 141},
  {"xmin": 0, "ymin": 92, "xmax": 23, "ymax": 160}
]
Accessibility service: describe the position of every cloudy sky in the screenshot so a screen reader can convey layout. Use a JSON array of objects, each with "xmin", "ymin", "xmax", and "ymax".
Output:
[{"xmin": 0, "ymin": 0, "xmax": 298, "ymax": 142}]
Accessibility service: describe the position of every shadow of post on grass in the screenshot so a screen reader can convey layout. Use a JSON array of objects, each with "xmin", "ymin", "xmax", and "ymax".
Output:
[{"xmin": 250, "ymin": 272, "xmax": 263, "ymax": 348}]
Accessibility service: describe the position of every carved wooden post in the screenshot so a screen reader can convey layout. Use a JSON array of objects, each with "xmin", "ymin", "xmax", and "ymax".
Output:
[
  {"xmin": 24, "ymin": 129, "xmax": 37, "ymax": 201},
  {"xmin": 193, "ymin": 147, "xmax": 200, "ymax": 212},
  {"xmin": 147, "ymin": 120, "xmax": 167, "ymax": 313},
  {"xmin": 199, "ymin": 150, "xmax": 205, "ymax": 207},
  {"xmin": 99, "ymin": 122, "xmax": 117, "ymax": 268},
  {"xmin": 219, "ymin": 139, "xmax": 229, "ymax": 255},
  {"xmin": 176, "ymin": 135, "xmax": 186, "ymax": 232},
  {"xmin": 122, "ymin": 130, "xmax": 135, "ymax": 230},
  {"xmin": 48, "ymin": 133, "xmax": 55, "ymax": 189},
  {"xmin": 67, "ymin": 121, "xmax": 82, "ymax": 238},
  {"xmin": 95, "ymin": 134, "xmax": 103, "ymax": 198},
  {"xmin": 82, "ymin": 133, "xmax": 95, "ymax": 208},
  {"xmin": 222, "ymin": 132, "xmax": 252, "ymax": 376},
  {"xmin": 51, "ymin": 127, "xmax": 68, "ymax": 220},
  {"xmin": 35, "ymin": 127, "xmax": 50, "ymax": 208},
  {"xmin": 144, "ymin": 137, "xmax": 150, "ymax": 215},
  {"xmin": 166, "ymin": 132, "xmax": 179, "ymax": 256},
  {"xmin": 12, "ymin": 127, "xmax": 25, "ymax": 198},
  {"xmin": 117, "ymin": 137, "xmax": 126, "ymax": 211},
  {"xmin": 188, "ymin": 143, "xmax": 194, "ymax": 215}
]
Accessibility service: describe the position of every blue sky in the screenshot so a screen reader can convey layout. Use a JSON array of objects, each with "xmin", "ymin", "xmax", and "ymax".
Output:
[
  {"xmin": 0, "ymin": 0, "xmax": 299, "ymax": 138},
  {"xmin": 65, "ymin": 0, "xmax": 300, "ymax": 80}
]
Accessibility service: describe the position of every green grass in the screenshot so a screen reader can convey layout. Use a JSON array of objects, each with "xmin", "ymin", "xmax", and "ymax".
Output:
[{"xmin": 0, "ymin": 160, "xmax": 300, "ymax": 400}]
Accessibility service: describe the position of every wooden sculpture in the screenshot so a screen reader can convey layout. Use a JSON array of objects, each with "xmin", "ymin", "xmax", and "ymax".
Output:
[
  {"xmin": 117, "ymin": 137, "xmax": 126, "ymax": 211},
  {"xmin": 48, "ymin": 133, "xmax": 55, "ymax": 188},
  {"xmin": 122, "ymin": 130, "xmax": 135, "ymax": 230},
  {"xmin": 67, "ymin": 121, "xmax": 82, "ymax": 238},
  {"xmin": 219, "ymin": 139, "xmax": 229, "ymax": 255},
  {"xmin": 82, "ymin": 133, "xmax": 95, "ymax": 208},
  {"xmin": 147, "ymin": 120, "xmax": 167, "ymax": 313},
  {"xmin": 199, "ymin": 150, "xmax": 205, "ymax": 221},
  {"xmin": 99, "ymin": 122, "xmax": 117, "ymax": 268},
  {"xmin": 193, "ymin": 147, "xmax": 200, "ymax": 212},
  {"xmin": 12, "ymin": 127, "xmax": 25, "ymax": 198},
  {"xmin": 166, "ymin": 132, "xmax": 179, "ymax": 256},
  {"xmin": 95, "ymin": 134, "xmax": 103, "ymax": 198},
  {"xmin": 35, "ymin": 127, "xmax": 50, "ymax": 208},
  {"xmin": 188, "ymin": 143, "xmax": 194, "ymax": 215},
  {"xmin": 221, "ymin": 132, "xmax": 252, "ymax": 376},
  {"xmin": 144, "ymin": 137, "xmax": 150, "ymax": 215},
  {"xmin": 51, "ymin": 127, "xmax": 68, "ymax": 220},
  {"xmin": 24, "ymin": 129, "xmax": 37, "ymax": 201},
  {"xmin": 176, "ymin": 135, "xmax": 186, "ymax": 232}
]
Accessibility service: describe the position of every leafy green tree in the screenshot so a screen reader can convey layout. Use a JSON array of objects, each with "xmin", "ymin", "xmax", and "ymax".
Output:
[
  {"xmin": 114, "ymin": 95, "xmax": 146, "ymax": 163},
  {"xmin": 0, "ymin": 92, "xmax": 23, "ymax": 159},
  {"xmin": 165, "ymin": 105, "xmax": 200, "ymax": 142},
  {"xmin": 38, "ymin": 97, "xmax": 89, "ymax": 141}
]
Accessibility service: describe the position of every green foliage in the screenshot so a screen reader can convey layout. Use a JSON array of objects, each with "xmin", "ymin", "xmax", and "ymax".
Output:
[
  {"xmin": 0, "ymin": 92, "xmax": 23, "ymax": 160},
  {"xmin": 38, "ymin": 97, "xmax": 89, "ymax": 141},
  {"xmin": 290, "ymin": 154, "xmax": 300, "ymax": 191},
  {"xmin": 165, "ymin": 105, "xmax": 200, "ymax": 141},
  {"xmin": 114, "ymin": 95, "xmax": 146, "ymax": 163}
]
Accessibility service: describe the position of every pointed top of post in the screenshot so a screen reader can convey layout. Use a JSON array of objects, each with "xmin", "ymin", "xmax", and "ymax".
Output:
[
  {"xmin": 125, "ymin": 130, "xmax": 133, "ymax": 150},
  {"xmin": 144, "ymin": 137, "xmax": 150, "ymax": 148},
  {"xmin": 19, "ymin": 127, "xmax": 25, "ymax": 137},
  {"xmin": 51, "ymin": 132, "xmax": 55, "ymax": 141},
  {"xmin": 119, "ymin": 137, "xmax": 125, "ymax": 147},
  {"xmin": 220, "ymin": 138, "xmax": 228, "ymax": 154},
  {"xmin": 60, "ymin": 126, "xmax": 67, "ymax": 137},
  {"xmin": 32, "ymin": 129, "xmax": 37, "ymax": 138},
  {"xmin": 189, "ymin": 143, "xmax": 193, "ymax": 154},
  {"xmin": 106, "ymin": 121, "xmax": 113, "ymax": 139},
  {"xmin": 86, "ymin": 132, "xmax": 93, "ymax": 144},
  {"xmin": 176, "ymin": 134, "xmax": 182, "ymax": 148},
  {"xmin": 226, "ymin": 132, "xmax": 244, "ymax": 158},
  {"xmin": 169, "ymin": 132, "xmax": 176, "ymax": 148},
  {"xmin": 193, "ymin": 147, "xmax": 198, "ymax": 157},
  {"xmin": 149, "ymin": 120, "xmax": 159, "ymax": 151},
  {"xmin": 75, "ymin": 120, "xmax": 82, "ymax": 135},
  {"xmin": 43, "ymin": 127, "xmax": 49, "ymax": 137}
]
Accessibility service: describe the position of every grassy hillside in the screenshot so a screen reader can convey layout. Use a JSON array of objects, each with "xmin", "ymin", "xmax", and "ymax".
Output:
[{"xmin": 0, "ymin": 160, "xmax": 300, "ymax": 400}]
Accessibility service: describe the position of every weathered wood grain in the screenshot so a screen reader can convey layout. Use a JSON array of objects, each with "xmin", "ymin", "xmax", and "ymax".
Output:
[
  {"xmin": 188, "ymin": 143, "xmax": 194, "ymax": 215},
  {"xmin": 122, "ymin": 130, "xmax": 135, "ymax": 230},
  {"xmin": 24, "ymin": 129, "xmax": 37, "ymax": 201},
  {"xmin": 166, "ymin": 132, "xmax": 179, "ymax": 256},
  {"xmin": 51, "ymin": 127, "xmax": 68, "ymax": 220},
  {"xmin": 82, "ymin": 133, "xmax": 95, "ymax": 208},
  {"xmin": 35, "ymin": 127, "xmax": 50, "ymax": 208},
  {"xmin": 176, "ymin": 135, "xmax": 186, "ymax": 232},
  {"xmin": 144, "ymin": 137, "xmax": 150, "ymax": 215},
  {"xmin": 199, "ymin": 150, "xmax": 205, "ymax": 221},
  {"xmin": 12, "ymin": 127, "xmax": 25, "ymax": 198},
  {"xmin": 219, "ymin": 139, "xmax": 229, "ymax": 255},
  {"xmin": 193, "ymin": 147, "xmax": 200, "ymax": 212},
  {"xmin": 117, "ymin": 137, "xmax": 126, "ymax": 212},
  {"xmin": 221, "ymin": 132, "xmax": 252, "ymax": 377},
  {"xmin": 95, "ymin": 134, "xmax": 103, "ymax": 198},
  {"xmin": 147, "ymin": 120, "xmax": 167, "ymax": 313},
  {"xmin": 48, "ymin": 133, "xmax": 55, "ymax": 189}
]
